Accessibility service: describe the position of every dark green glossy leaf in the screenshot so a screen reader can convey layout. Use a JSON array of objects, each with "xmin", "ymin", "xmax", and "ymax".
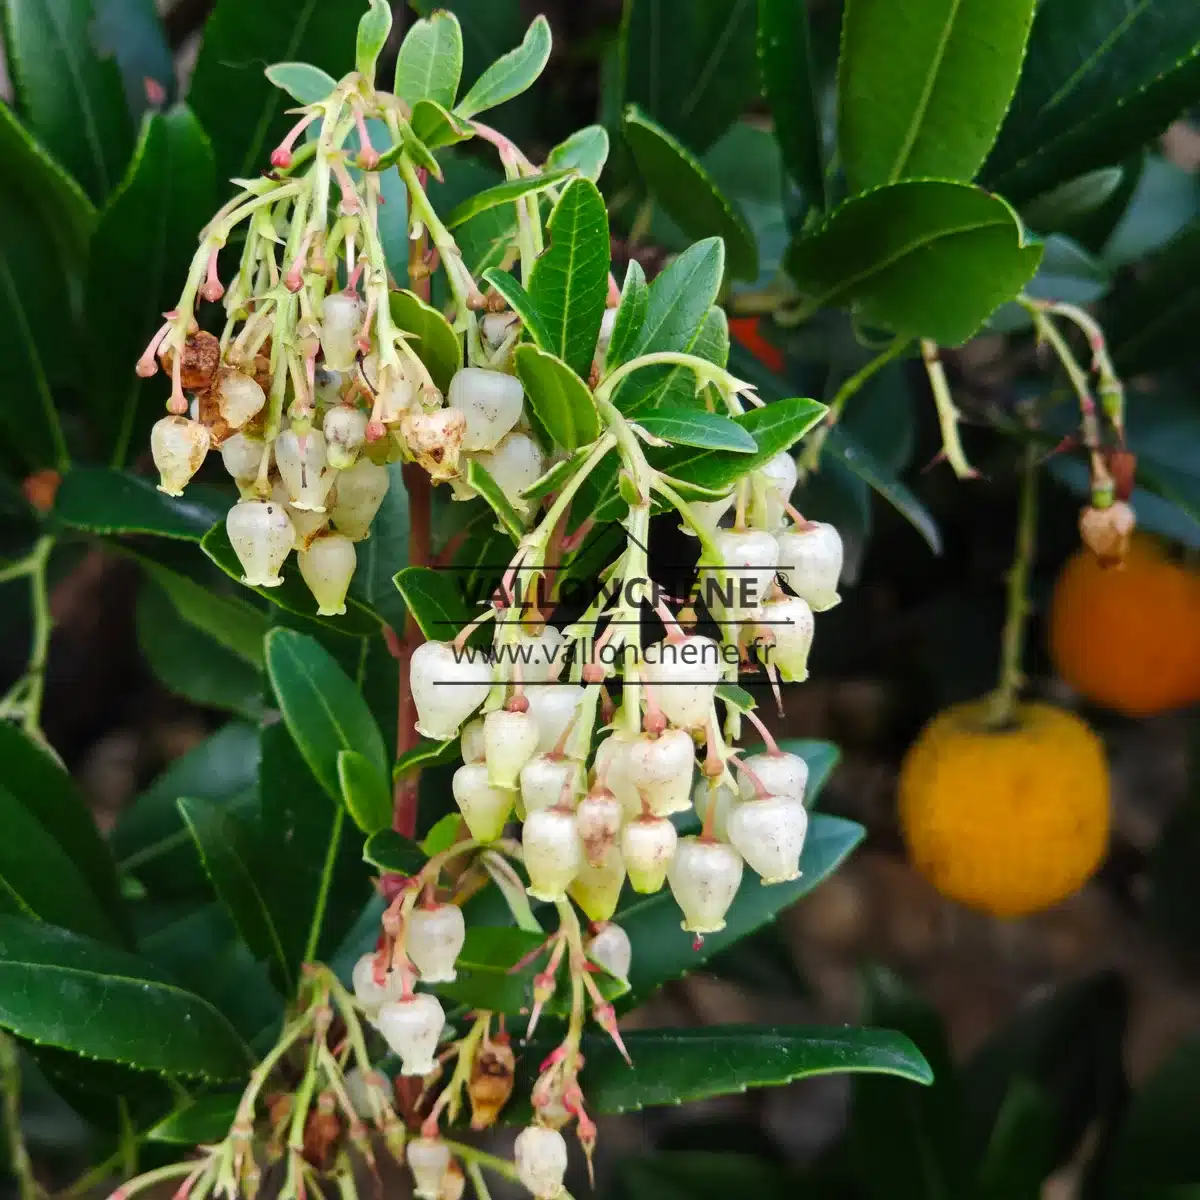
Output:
[
  {"xmin": 631, "ymin": 237, "xmax": 725, "ymax": 360},
  {"xmin": 265, "ymin": 628, "xmax": 388, "ymax": 810},
  {"xmin": 86, "ymin": 106, "xmax": 216, "ymax": 464},
  {"xmin": 513, "ymin": 344, "xmax": 602, "ymax": 452},
  {"xmin": 444, "ymin": 167, "xmax": 576, "ymax": 229},
  {"xmin": 395, "ymin": 737, "xmax": 460, "ymax": 778},
  {"xmin": 1, "ymin": 0, "xmax": 134, "ymax": 201},
  {"xmin": 56, "ymin": 467, "xmax": 225, "ymax": 540},
  {"xmin": 263, "ymin": 61, "xmax": 335, "ymax": 105},
  {"xmin": 189, "ymin": 0, "xmax": 356, "ymax": 180},
  {"xmin": 91, "ymin": 0, "xmax": 173, "ymax": 117},
  {"xmin": 362, "ymin": 830, "xmax": 427, "ymax": 875},
  {"xmin": 989, "ymin": 234, "xmax": 1112, "ymax": 332},
  {"xmin": 466, "ymin": 460, "xmax": 525, "ymax": 541},
  {"xmin": 396, "ymin": 10, "xmax": 463, "ymax": 108},
  {"xmin": 1021, "ymin": 166, "xmax": 1127, "ymax": 235},
  {"xmin": 389, "ymin": 290, "xmax": 463, "ymax": 393},
  {"xmin": 984, "ymin": 0, "xmax": 1200, "ymax": 204},
  {"xmin": 976, "ymin": 1080, "xmax": 1054, "ymax": 1200},
  {"xmin": 455, "ymin": 14, "xmax": 551, "ymax": 120},
  {"xmin": 0, "ymin": 915, "xmax": 251, "ymax": 1079},
  {"xmin": 545, "ymin": 125, "xmax": 609, "ymax": 182},
  {"xmin": 606, "ymin": 259, "xmax": 648, "ymax": 374},
  {"xmin": 618, "ymin": 305, "xmax": 729, "ymax": 419},
  {"xmin": 482, "ymin": 267, "xmax": 554, "ymax": 349},
  {"xmin": 337, "ymin": 748, "xmax": 392, "ymax": 835},
  {"xmin": 178, "ymin": 796, "xmax": 297, "ymax": 994},
  {"xmin": 838, "ymin": 0, "xmax": 1036, "ymax": 193},
  {"xmin": 757, "ymin": 0, "xmax": 824, "ymax": 206},
  {"xmin": 787, "ymin": 180, "xmax": 1043, "ymax": 345},
  {"xmin": 620, "ymin": 0, "xmax": 759, "ymax": 153},
  {"xmin": 393, "ymin": 565, "xmax": 475, "ymax": 642},
  {"xmin": 147, "ymin": 1093, "xmax": 239, "ymax": 1145},
  {"xmin": 624, "ymin": 105, "xmax": 756, "ymax": 281},
  {"xmin": 529, "ymin": 177, "xmax": 611, "ymax": 379},
  {"xmin": 355, "ymin": 0, "xmax": 391, "ymax": 81},
  {"xmin": 635, "ymin": 407, "xmax": 757, "ymax": 453}
]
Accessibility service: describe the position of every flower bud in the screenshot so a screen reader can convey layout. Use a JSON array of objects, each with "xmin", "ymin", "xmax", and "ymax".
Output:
[
  {"xmin": 272, "ymin": 479, "xmax": 329, "ymax": 549},
  {"xmin": 402, "ymin": 409, "xmax": 467, "ymax": 481},
  {"xmin": 452, "ymin": 763, "xmax": 512, "ymax": 842},
  {"xmin": 377, "ymin": 992, "xmax": 445, "ymax": 1076},
  {"xmin": 520, "ymin": 754, "xmax": 584, "ymax": 814},
  {"xmin": 727, "ymin": 794, "xmax": 807, "ymax": 884},
  {"xmin": 736, "ymin": 751, "xmax": 808, "ymax": 805},
  {"xmin": 298, "ymin": 532, "xmax": 356, "ymax": 615},
  {"xmin": 644, "ymin": 636, "xmax": 720, "ymax": 729},
  {"xmin": 407, "ymin": 1136, "xmax": 452, "ymax": 1200},
  {"xmin": 523, "ymin": 807, "xmax": 582, "ymax": 901},
  {"xmin": 756, "ymin": 451, "xmax": 797, "ymax": 530},
  {"xmin": 777, "ymin": 522, "xmax": 842, "ymax": 611},
  {"xmin": 626, "ymin": 729, "xmax": 696, "ymax": 817},
  {"xmin": 514, "ymin": 1124, "xmax": 568, "ymax": 1200},
  {"xmin": 525, "ymin": 683, "xmax": 584, "ymax": 754},
  {"xmin": 621, "ymin": 814, "xmax": 677, "ymax": 893},
  {"xmin": 1079, "ymin": 499, "xmax": 1135, "ymax": 567},
  {"xmin": 595, "ymin": 307, "xmax": 617, "ymax": 358},
  {"xmin": 226, "ymin": 499, "xmax": 294, "ymax": 587},
  {"xmin": 586, "ymin": 921, "xmax": 631, "ymax": 983},
  {"xmin": 575, "ymin": 789, "xmax": 623, "ymax": 867},
  {"xmin": 214, "ymin": 368, "xmax": 266, "ymax": 429},
  {"xmin": 411, "ymin": 642, "xmax": 493, "ymax": 741},
  {"xmin": 151, "ymin": 416, "xmax": 209, "ymax": 496},
  {"xmin": 448, "ymin": 367, "xmax": 525, "ymax": 452},
  {"xmin": 320, "ymin": 292, "xmax": 366, "ymax": 371},
  {"xmin": 668, "ymin": 838, "xmax": 743, "ymax": 933},
  {"xmin": 708, "ymin": 529, "xmax": 780, "ymax": 611},
  {"xmin": 474, "ymin": 432, "xmax": 544, "ymax": 516},
  {"xmin": 484, "ymin": 709, "xmax": 540, "ymax": 790},
  {"xmin": 692, "ymin": 777, "xmax": 739, "ymax": 841},
  {"xmin": 407, "ymin": 903, "xmax": 466, "ymax": 983},
  {"xmin": 275, "ymin": 428, "xmax": 334, "ymax": 512},
  {"xmin": 330, "ymin": 458, "xmax": 390, "ymax": 540},
  {"xmin": 482, "ymin": 311, "xmax": 519, "ymax": 349},
  {"xmin": 468, "ymin": 1036, "xmax": 516, "ymax": 1130},
  {"xmin": 461, "ymin": 718, "xmax": 486, "ymax": 764},
  {"xmin": 220, "ymin": 431, "xmax": 266, "ymax": 486},
  {"xmin": 351, "ymin": 952, "xmax": 404, "ymax": 1016},
  {"xmin": 323, "ymin": 405, "xmax": 369, "ymax": 470},
  {"xmin": 569, "ymin": 848, "xmax": 625, "ymax": 922},
  {"xmin": 755, "ymin": 596, "xmax": 814, "ymax": 683}
]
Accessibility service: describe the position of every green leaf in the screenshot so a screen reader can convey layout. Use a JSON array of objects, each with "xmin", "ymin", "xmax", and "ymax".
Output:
[
  {"xmin": 355, "ymin": 0, "xmax": 391, "ymax": 81},
  {"xmin": 527, "ymin": 178, "xmax": 612, "ymax": 379},
  {"xmin": 410, "ymin": 98, "xmax": 472, "ymax": 150},
  {"xmin": 983, "ymin": 0, "xmax": 1200, "ymax": 205},
  {"xmin": 85, "ymin": 106, "xmax": 217, "ymax": 465},
  {"xmin": 91, "ymin": 0, "xmax": 173, "ymax": 119},
  {"xmin": 362, "ymin": 830, "xmax": 427, "ymax": 876},
  {"xmin": 757, "ymin": 0, "xmax": 824, "ymax": 206},
  {"xmin": 388, "ymin": 290, "xmax": 463, "ymax": 393},
  {"xmin": 635, "ymin": 407, "xmax": 757, "ymax": 453},
  {"xmin": 265, "ymin": 628, "xmax": 389, "ymax": 810},
  {"xmin": 715, "ymin": 681, "xmax": 756, "ymax": 712},
  {"xmin": 444, "ymin": 167, "xmax": 577, "ymax": 229},
  {"xmin": 178, "ymin": 796, "xmax": 297, "ymax": 994},
  {"xmin": 786, "ymin": 180, "xmax": 1043, "ymax": 345},
  {"xmin": 481, "ymin": 268, "xmax": 554, "ymax": 349},
  {"xmin": 393, "ymin": 565, "xmax": 474, "ymax": 642},
  {"xmin": 263, "ymin": 61, "xmax": 335, "ymax": 105},
  {"xmin": 837, "ymin": 0, "xmax": 1036, "ymax": 193},
  {"xmin": 629, "ymin": 237, "xmax": 725, "ymax": 360},
  {"xmin": 55, "ymin": 467, "xmax": 225, "ymax": 541},
  {"xmin": 1021, "ymin": 166, "xmax": 1128, "ymax": 235},
  {"xmin": 620, "ymin": 0, "xmax": 759, "ymax": 154},
  {"xmin": 395, "ymin": 738, "xmax": 460, "ymax": 778},
  {"xmin": 513, "ymin": 344, "xmax": 602, "ymax": 452},
  {"xmin": 1, "ymin": 0, "xmax": 135, "ymax": 201},
  {"xmin": 0, "ymin": 915, "xmax": 251, "ymax": 1079},
  {"xmin": 337, "ymin": 749, "xmax": 392, "ymax": 836},
  {"xmin": 147, "ymin": 1093, "xmax": 240, "ymax": 1145},
  {"xmin": 395, "ymin": 10, "xmax": 463, "ymax": 109},
  {"xmin": 989, "ymin": 234, "xmax": 1112, "ymax": 332},
  {"xmin": 546, "ymin": 125, "xmax": 610, "ymax": 182},
  {"xmin": 606, "ymin": 259, "xmax": 649, "ymax": 374},
  {"xmin": 455, "ymin": 14, "xmax": 551, "ymax": 120},
  {"xmin": 975, "ymin": 1081, "xmax": 1055, "ymax": 1200},
  {"xmin": 421, "ymin": 814, "xmax": 462, "ymax": 856},
  {"xmin": 624, "ymin": 105, "xmax": 757, "ymax": 281},
  {"xmin": 466, "ymin": 460, "xmax": 526, "ymax": 541},
  {"xmin": 188, "ymin": 0, "xmax": 357, "ymax": 181}
]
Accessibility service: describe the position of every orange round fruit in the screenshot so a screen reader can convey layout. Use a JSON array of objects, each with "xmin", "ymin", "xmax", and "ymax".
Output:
[
  {"xmin": 1049, "ymin": 535, "xmax": 1200, "ymax": 716},
  {"xmin": 898, "ymin": 700, "xmax": 1109, "ymax": 918}
]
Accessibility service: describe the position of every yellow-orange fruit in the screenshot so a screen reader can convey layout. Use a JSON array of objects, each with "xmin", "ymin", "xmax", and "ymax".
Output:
[
  {"xmin": 898, "ymin": 700, "xmax": 1109, "ymax": 918},
  {"xmin": 1049, "ymin": 536, "xmax": 1200, "ymax": 716}
]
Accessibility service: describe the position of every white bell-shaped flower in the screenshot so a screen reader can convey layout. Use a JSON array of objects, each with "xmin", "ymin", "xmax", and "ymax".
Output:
[
  {"xmin": 523, "ymin": 806, "xmax": 582, "ymax": 902},
  {"xmin": 756, "ymin": 596, "xmax": 814, "ymax": 683},
  {"xmin": 519, "ymin": 754, "xmax": 583, "ymax": 814},
  {"xmin": 681, "ymin": 490, "xmax": 735, "ymax": 537},
  {"xmin": 514, "ymin": 1125, "xmax": 569, "ymax": 1200},
  {"xmin": 482, "ymin": 311, "xmax": 519, "ymax": 348},
  {"xmin": 320, "ymin": 291, "xmax": 365, "ymax": 371},
  {"xmin": 736, "ymin": 751, "xmax": 809, "ymax": 805},
  {"xmin": 448, "ymin": 367, "xmax": 524, "ymax": 452},
  {"xmin": 692, "ymin": 777, "xmax": 739, "ymax": 842},
  {"xmin": 330, "ymin": 458, "xmax": 390, "ymax": 541},
  {"xmin": 323, "ymin": 405, "xmax": 369, "ymax": 470},
  {"xmin": 407, "ymin": 903, "xmax": 466, "ymax": 983},
  {"xmin": 272, "ymin": 478, "xmax": 329, "ymax": 550},
  {"xmin": 474, "ymin": 432, "xmax": 544, "ymax": 516},
  {"xmin": 275, "ymin": 428, "xmax": 334, "ymax": 512},
  {"xmin": 668, "ymin": 838, "xmax": 743, "ymax": 933},
  {"xmin": 585, "ymin": 921, "xmax": 631, "ymax": 983},
  {"xmin": 644, "ymin": 635, "xmax": 720, "ymax": 729},
  {"xmin": 518, "ymin": 625, "xmax": 565, "ymax": 684},
  {"xmin": 452, "ymin": 763, "xmax": 512, "ymax": 842},
  {"xmin": 776, "ymin": 522, "xmax": 843, "ymax": 611},
  {"xmin": 226, "ymin": 499, "xmax": 294, "ymax": 587},
  {"xmin": 314, "ymin": 365, "xmax": 344, "ymax": 408},
  {"xmin": 297, "ymin": 532, "xmax": 356, "ymax": 615},
  {"xmin": 594, "ymin": 732, "xmax": 640, "ymax": 815},
  {"xmin": 408, "ymin": 1137, "xmax": 452, "ymax": 1200},
  {"xmin": 708, "ymin": 529, "xmax": 780, "ymax": 611},
  {"xmin": 525, "ymin": 683, "xmax": 584, "ymax": 754},
  {"xmin": 756, "ymin": 451, "xmax": 798, "ymax": 529},
  {"xmin": 484, "ymin": 709, "xmax": 540, "ymax": 790},
  {"xmin": 621, "ymin": 815, "xmax": 677, "ymax": 893},
  {"xmin": 219, "ymin": 431, "xmax": 265, "ymax": 486},
  {"xmin": 351, "ymin": 952, "xmax": 404, "ymax": 1016},
  {"xmin": 625, "ymin": 729, "xmax": 695, "ymax": 817},
  {"xmin": 575, "ymin": 789, "xmax": 623, "ymax": 867},
  {"xmin": 727, "ymin": 794, "xmax": 808, "ymax": 884},
  {"xmin": 377, "ymin": 992, "xmax": 446, "ymax": 1076},
  {"xmin": 214, "ymin": 368, "xmax": 266, "ymax": 429},
  {"xmin": 401, "ymin": 409, "xmax": 466, "ymax": 481},
  {"xmin": 151, "ymin": 416, "xmax": 210, "ymax": 496},
  {"xmin": 411, "ymin": 642, "xmax": 493, "ymax": 741},
  {"xmin": 460, "ymin": 718, "xmax": 486, "ymax": 764},
  {"xmin": 569, "ymin": 848, "xmax": 626, "ymax": 923},
  {"xmin": 360, "ymin": 353, "xmax": 415, "ymax": 425}
]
